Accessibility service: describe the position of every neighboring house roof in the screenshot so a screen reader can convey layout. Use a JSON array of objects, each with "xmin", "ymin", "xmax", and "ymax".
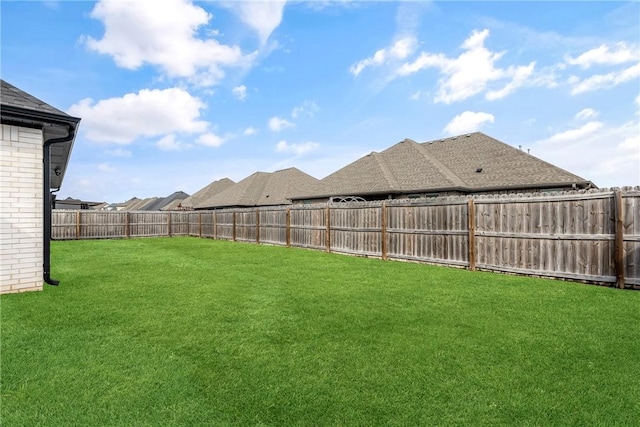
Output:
[
  {"xmin": 1, "ymin": 79, "xmax": 81, "ymax": 189},
  {"xmin": 125, "ymin": 197, "xmax": 158, "ymax": 211},
  {"xmin": 54, "ymin": 197, "xmax": 104, "ymax": 209},
  {"xmin": 196, "ymin": 168, "xmax": 319, "ymax": 209},
  {"xmin": 143, "ymin": 191, "xmax": 190, "ymax": 211},
  {"xmin": 292, "ymin": 132, "xmax": 593, "ymax": 199},
  {"xmin": 181, "ymin": 178, "xmax": 236, "ymax": 209}
]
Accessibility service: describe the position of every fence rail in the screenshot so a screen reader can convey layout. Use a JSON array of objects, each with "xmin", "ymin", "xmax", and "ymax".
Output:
[{"xmin": 52, "ymin": 187, "xmax": 640, "ymax": 289}]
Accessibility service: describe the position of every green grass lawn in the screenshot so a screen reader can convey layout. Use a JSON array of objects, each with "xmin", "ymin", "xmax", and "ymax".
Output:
[{"xmin": 2, "ymin": 237, "xmax": 639, "ymax": 426}]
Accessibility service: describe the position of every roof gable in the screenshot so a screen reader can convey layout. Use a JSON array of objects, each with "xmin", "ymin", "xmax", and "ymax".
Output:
[
  {"xmin": 143, "ymin": 191, "xmax": 190, "ymax": 211},
  {"xmin": 181, "ymin": 178, "xmax": 235, "ymax": 208}
]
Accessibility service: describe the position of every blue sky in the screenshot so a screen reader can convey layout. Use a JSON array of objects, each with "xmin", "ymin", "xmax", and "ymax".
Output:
[{"xmin": 2, "ymin": 1, "xmax": 639, "ymax": 203}]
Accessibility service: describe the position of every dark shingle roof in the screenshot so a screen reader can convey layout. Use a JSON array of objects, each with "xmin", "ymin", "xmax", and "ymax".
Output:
[
  {"xmin": 292, "ymin": 132, "xmax": 592, "ymax": 199},
  {"xmin": 1, "ymin": 80, "xmax": 70, "ymax": 117},
  {"xmin": 196, "ymin": 168, "xmax": 319, "ymax": 209},
  {"xmin": 422, "ymin": 133, "xmax": 588, "ymax": 189},
  {"xmin": 181, "ymin": 178, "xmax": 235, "ymax": 209},
  {"xmin": 1, "ymin": 79, "xmax": 81, "ymax": 190},
  {"xmin": 143, "ymin": 191, "xmax": 190, "ymax": 211}
]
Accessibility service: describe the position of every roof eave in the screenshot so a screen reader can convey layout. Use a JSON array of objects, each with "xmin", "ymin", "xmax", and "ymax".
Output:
[{"xmin": 290, "ymin": 180, "xmax": 595, "ymax": 200}]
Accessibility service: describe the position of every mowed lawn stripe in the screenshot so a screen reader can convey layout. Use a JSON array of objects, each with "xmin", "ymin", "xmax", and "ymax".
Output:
[{"xmin": 2, "ymin": 237, "xmax": 638, "ymax": 426}]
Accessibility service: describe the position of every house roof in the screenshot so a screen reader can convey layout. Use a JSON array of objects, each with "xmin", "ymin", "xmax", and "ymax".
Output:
[
  {"xmin": 1, "ymin": 80, "xmax": 70, "ymax": 116},
  {"xmin": 181, "ymin": 178, "xmax": 236, "ymax": 209},
  {"xmin": 0, "ymin": 79, "xmax": 80, "ymax": 189},
  {"xmin": 143, "ymin": 191, "xmax": 190, "ymax": 211},
  {"xmin": 292, "ymin": 132, "xmax": 593, "ymax": 199},
  {"xmin": 55, "ymin": 197, "xmax": 104, "ymax": 208},
  {"xmin": 125, "ymin": 197, "xmax": 158, "ymax": 211},
  {"xmin": 196, "ymin": 168, "xmax": 319, "ymax": 209}
]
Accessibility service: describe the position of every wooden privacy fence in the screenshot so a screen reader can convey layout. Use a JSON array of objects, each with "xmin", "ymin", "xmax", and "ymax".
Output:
[{"xmin": 53, "ymin": 187, "xmax": 640, "ymax": 289}]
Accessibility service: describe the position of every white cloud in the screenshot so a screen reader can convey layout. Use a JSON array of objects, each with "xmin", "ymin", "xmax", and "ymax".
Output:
[
  {"xmin": 196, "ymin": 132, "xmax": 225, "ymax": 148},
  {"xmin": 84, "ymin": 0, "xmax": 256, "ymax": 86},
  {"xmin": 575, "ymin": 108, "xmax": 598, "ymax": 121},
  {"xmin": 223, "ymin": 1, "xmax": 286, "ymax": 45},
  {"xmin": 565, "ymin": 42, "xmax": 640, "ymax": 69},
  {"xmin": 156, "ymin": 134, "xmax": 190, "ymax": 151},
  {"xmin": 98, "ymin": 163, "xmax": 116, "ymax": 173},
  {"xmin": 541, "ymin": 121, "xmax": 604, "ymax": 144},
  {"xmin": 275, "ymin": 140, "xmax": 319, "ymax": 155},
  {"xmin": 485, "ymin": 62, "xmax": 535, "ymax": 100},
  {"xmin": 232, "ymin": 85, "xmax": 247, "ymax": 100},
  {"xmin": 443, "ymin": 111, "xmax": 495, "ymax": 135},
  {"xmin": 534, "ymin": 119, "xmax": 639, "ymax": 187},
  {"xmin": 268, "ymin": 116, "xmax": 294, "ymax": 132},
  {"xmin": 350, "ymin": 36, "xmax": 418, "ymax": 76},
  {"xmin": 291, "ymin": 100, "xmax": 320, "ymax": 118},
  {"xmin": 397, "ymin": 29, "xmax": 535, "ymax": 104},
  {"xmin": 68, "ymin": 88, "xmax": 208, "ymax": 144},
  {"xmin": 243, "ymin": 127, "xmax": 258, "ymax": 136},
  {"xmin": 570, "ymin": 63, "xmax": 640, "ymax": 95}
]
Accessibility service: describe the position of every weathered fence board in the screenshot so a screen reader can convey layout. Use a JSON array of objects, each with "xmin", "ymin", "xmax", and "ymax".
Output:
[
  {"xmin": 52, "ymin": 187, "xmax": 640, "ymax": 289},
  {"xmin": 474, "ymin": 191, "xmax": 617, "ymax": 284},
  {"xmin": 622, "ymin": 191, "xmax": 640, "ymax": 288},
  {"xmin": 289, "ymin": 206, "xmax": 327, "ymax": 250},
  {"xmin": 386, "ymin": 202, "xmax": 468, "ymax": 266},
  {"xmin": 258, "ymin": 208, "xmax": 288, "ymax": 246},
  {"xmin": 330, "ymin": 204, "xmax": 381, "ymax": 256}
]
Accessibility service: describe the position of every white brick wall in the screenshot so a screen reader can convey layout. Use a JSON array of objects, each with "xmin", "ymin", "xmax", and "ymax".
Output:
[{"xmin": 0, "ymin": 124, "xmax": 44, "ymax": 294}]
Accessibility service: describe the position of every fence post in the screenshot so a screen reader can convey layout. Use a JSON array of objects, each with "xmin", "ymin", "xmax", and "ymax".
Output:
[
  {"xmin": 286, "ymin": 207, "xmax": 291, "ymax": 247},
  {"xmin": 325, "ymin": 204, "xmax": 331, "ymax": 252},
  {"xmin": 167, "ymin": 212, "xmax": 172, "ymax": 237},
  {"xmin": 233, "ymin": 211, "xmax": 237, "ymax": 241},
  {"xmin": 213, "ymin": 212, "xmax": 217, "ymax": 239},
  {"xmin": 75, "ymin": 211, "xmax": 80, "ymax": 240},
  {"xmin": 198, "ymin": 212, "xmax": 202, "ymax": 238},
  {"xmin": 614, "ymin": 189, "xmax": 625, "ymax": 289},
  {"xmin": 125, "ymin": 212, "xmax": 130, "ymax": 238},
  {"xmin": 381, "ymin": 201, "xmax": 388, "ymax": 260},
  {"xmin": 468, "ymin": 198, "xmax": 476, "ymax": 271},
  {"xmin": 256, "ymin": 209, "xmax": 260, "ymax": 244}
]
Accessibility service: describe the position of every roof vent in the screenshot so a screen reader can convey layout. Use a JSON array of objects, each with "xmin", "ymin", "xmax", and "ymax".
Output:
[
  {"xmin": 466, "ymin": 134, "xmax": 471, "ymax": 137},
  {"xmin": 476, "ymin": 167, "xmax": 483, "ymax": 173},
  {"xmin": 452, "ymin": 137, "xmax": 457, "ymax": 140},
  {"xmin": 440, "ymin": 139, "xmax": 445, "ymax": 142}
]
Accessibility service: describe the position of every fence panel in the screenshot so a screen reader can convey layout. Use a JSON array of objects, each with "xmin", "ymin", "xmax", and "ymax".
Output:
[
  {"xmin": 289, "ymin": 205, "xmax": 327, "ymax": 250},
  {"xmin": 330, "ymin": 203, "xmax": 382, "ymax": 257},
  {"xmin": 170, "ymin": 212, "xmax": 191, "ymax": 236},
  {"xmin": 235, "ymin": 210, "xmax": 257, "ymax": 242},
  {"xmin": 200, "ymin": 212, "xmax": 215, "ymax": 238},
  {"xmin": 474, "ymin": 191, "xmax": 616, "ymax": 283},
  {"xmin": 52, "ymin": 210, "xmax": 77, "ymax": 240},
  {"xmin": 129, "ymin": 212, "xmax": 169, "ymax": 237},
  {"xmin": 623, "ymin": 189, "xmax": 640, "ymax": 289},
  {"xmin": 214, "ymin": 211, "xmax": 235, "ymax": 240},
  {"xmin": 259, "ymin": 208, "xmax": 287, "ymax": 246},
  {"xmin": 386, "ymin": 200, "xmax": 468, "ymax": 266},
  {"xmin": 80, "ymin": 211, "xmax": 127, "ymax": 239}
]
